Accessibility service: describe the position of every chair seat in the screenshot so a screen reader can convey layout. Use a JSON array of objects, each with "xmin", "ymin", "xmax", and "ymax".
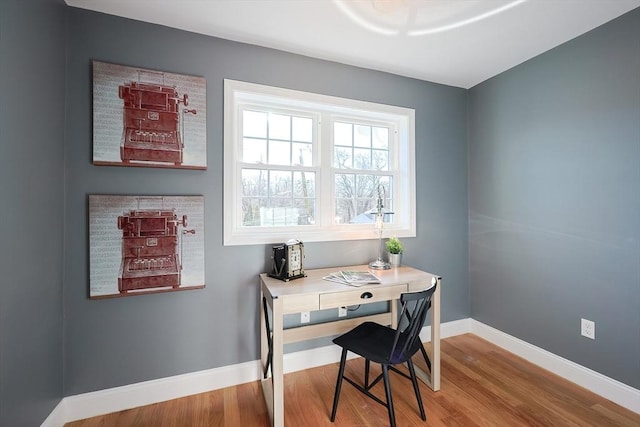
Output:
[{"xmin": 333, "ymin": 321, "xmax": 420, "ymax": 365}]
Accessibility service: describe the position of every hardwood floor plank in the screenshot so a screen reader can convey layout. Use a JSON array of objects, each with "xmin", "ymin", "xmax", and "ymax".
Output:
[
  {"xmin": 591, "ymin": 403, "xmax": 640, "ymax": 427},
  {"xmin": 65, "ymin": 334, "xmax": 640, "ymax": 426}
]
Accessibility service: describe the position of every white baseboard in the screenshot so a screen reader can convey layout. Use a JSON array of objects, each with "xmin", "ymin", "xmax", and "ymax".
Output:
[
  {"xmin": 42, "ymin": 318, "xmax": 639, "ymax": 426},
  {"xmin": 44, "ymin": 359, "xmax": 263, "ymax": 426},
  {"xmin": 40, "ymin": 403, "xmax": 65, "ymax": 427},
  {"xmin": 470, "ymin": 320, "xmax": 640, "ymax": 414}
]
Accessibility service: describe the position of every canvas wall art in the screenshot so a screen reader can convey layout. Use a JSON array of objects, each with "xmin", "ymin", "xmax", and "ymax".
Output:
[
  {"xmin": 89, "ymin": 195, "xmax": 205, "ymax": 298},
  {"xmin": 93, "ymin": 60, "xmax": 206, "ymax": 169}
]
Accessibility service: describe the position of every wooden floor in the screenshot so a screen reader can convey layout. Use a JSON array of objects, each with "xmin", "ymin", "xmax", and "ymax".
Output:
[{"xmin": 66, "ymin": 334, "xmax": 640, "ymax": 426}]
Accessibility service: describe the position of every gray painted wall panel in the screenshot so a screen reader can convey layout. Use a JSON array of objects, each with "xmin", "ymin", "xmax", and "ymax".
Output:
[
  {"xmin": 63, "ymin": 9, "xmax": 469, "ymax": 395},
  {"xmin": 0, "ymin": 0, "xmax": 66, "ymax": 425},
  {"xmin": 469, "ymin": 8, "xmax": 640, "ymax": 388}
]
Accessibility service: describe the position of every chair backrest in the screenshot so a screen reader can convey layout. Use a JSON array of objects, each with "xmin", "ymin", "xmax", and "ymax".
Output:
[{"xmin": 388, "ymin": 285, "xmax": 436, "ymax": 364}]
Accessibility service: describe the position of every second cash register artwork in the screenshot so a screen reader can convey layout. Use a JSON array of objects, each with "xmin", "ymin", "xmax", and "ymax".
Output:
[
  {"xmin": 89, "ymin": 195, "xmax": 205, "ymax": 298},
  {"xmin": 92, "ymin": 60, "xmax": 206, "ymax": 169}
]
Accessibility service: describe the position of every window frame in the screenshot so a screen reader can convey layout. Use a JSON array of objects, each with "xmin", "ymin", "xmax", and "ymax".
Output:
[{"xmin": 223, "ymin": 79, "xmax": 416, "ymax": 246}]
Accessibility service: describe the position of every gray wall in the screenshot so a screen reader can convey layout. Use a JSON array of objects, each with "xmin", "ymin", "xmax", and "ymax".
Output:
[
  {"xmin": 469, "ymin": 8, "xmax": 640, "ymax": 389},
  {"xmin": 3, "ymin": 3, "xmax": 634, "ymax": 422},
  {"xmin": 0, "ymin": 0, "xmax": 66, "ymax": 425},
  {"xmin": 63, "ymin": 8, "xmax": 469, "ymax": 395}
]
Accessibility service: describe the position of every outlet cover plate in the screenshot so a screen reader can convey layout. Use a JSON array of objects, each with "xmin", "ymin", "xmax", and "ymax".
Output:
[
  {"xmin": 301, "ymin": 311, "xmax": 310, "ymax": 323},
  {"xmin": 581, "ymin": 318, "xmax": 595, "ymax": 339}
]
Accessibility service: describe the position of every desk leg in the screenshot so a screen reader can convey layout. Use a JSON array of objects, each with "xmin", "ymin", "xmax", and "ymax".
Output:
[
  {"xmin": 414, "ymin": 278, "xmax": 441, "ymax": 392},
  {"xmin": 271, "ymin": 298, "xmax": 284, "ymax": 427},
  {"xmin": 430, "ymin": 278, "xmax": 441, "ymax": 391},
  {"xmin": 260, "ymin": 289, "xmax": 284, "ymax": 427},
  {"xmin": 390, "ymin": 298, "xmax": 399, "ymax": 328}
]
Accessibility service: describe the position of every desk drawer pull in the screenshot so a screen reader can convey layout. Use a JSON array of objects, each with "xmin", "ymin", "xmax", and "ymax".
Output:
[{"xmin": 319, "ymin": 284, "xmax": 406, "ymax": 309}]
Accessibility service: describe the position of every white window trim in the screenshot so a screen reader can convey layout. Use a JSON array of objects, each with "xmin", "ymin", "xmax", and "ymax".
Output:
[{"xmin": 223, "ymin": 79, "xmax": 416, "ymax": 246}]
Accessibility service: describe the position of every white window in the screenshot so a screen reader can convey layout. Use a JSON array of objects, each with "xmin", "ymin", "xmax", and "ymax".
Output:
[{"xmin": 224, "ymin": 79, "xmax": 415, "ymax": 246}]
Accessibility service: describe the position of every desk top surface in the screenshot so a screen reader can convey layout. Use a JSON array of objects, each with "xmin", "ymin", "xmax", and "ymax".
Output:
[{"xmin": 260, "ymin": 264, "xmax": 438, "ymax": 299}]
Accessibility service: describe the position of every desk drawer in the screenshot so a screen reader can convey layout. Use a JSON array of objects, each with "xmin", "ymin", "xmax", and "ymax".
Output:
[
  {"xmin": 282, "ymin": 294, "xmax": 319, "ymax": 314},
  {"xmin": 319, "ymin": 284, "xmax": 407, "ymax": 309}
]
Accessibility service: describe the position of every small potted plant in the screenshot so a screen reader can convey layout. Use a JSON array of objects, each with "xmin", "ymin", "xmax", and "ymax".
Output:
[{"xmin": 385, "ymin": 236, "xmax": 403, "ymax": 267}]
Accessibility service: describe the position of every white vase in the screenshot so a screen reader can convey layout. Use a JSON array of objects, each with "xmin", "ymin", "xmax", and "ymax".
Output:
[{"xmin": 387, "ymin": 252, "xmax": 402, "ymax": 267}]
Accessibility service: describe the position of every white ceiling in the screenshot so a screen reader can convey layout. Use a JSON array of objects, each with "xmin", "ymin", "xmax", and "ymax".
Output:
[{"xmin": 65, "ymin": 0, "xmax": 639, "ymax": 88}]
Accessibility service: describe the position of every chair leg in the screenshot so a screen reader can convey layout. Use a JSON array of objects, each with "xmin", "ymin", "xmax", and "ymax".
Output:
[
  {"xmin": 364, "ymin": 359, "xmax": 371, "ymax": 389},
  {"xmin": 331, "ymin": 348, "xmax": 348, "ymax": 422},
  {"xmin": 381, "ymin": 365, "xmax": 396, "ymax": 427},
  {"xmin": 420, "ymin": 343, "xmax": 431, "ymax": 372},
  {"xmin": 407, "ymin": 359, "xmax": 426, "ymax": 421}
]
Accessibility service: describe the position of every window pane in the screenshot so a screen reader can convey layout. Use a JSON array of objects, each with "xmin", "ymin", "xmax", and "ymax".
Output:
[
  {"xmin": 242, "ymin": 168, "xmax": 268, "ymax": 227},
  {"xmin": 294, "ymin": 169, "xmax": 316, "ymax": 225},
  {"xmin": 334, "ymin": 174, "xmax": 394, "ymax": 224},
  {"xmin": 292, "ymin": 116, "xmax": 312, "ymax": 142},
  {"xmin": 269, "ymin": 170, "xmax": 292, "ymax": 197},
  {"xmin": 259, "ymin": 204, "xmax": 274, "ymax": 226},
  {"xmin": 334, "ymin": 146, "xmax": 352, "ymax": 169},
  {"xmin": 372, "ymin": 126, "xmax": 389, "ymax": 149},
  {"xmin": 356, "ymin": 174, "xmax": 377, "ymax": 199},
  {"xmin": 260, "ymin": 206, "xmax": 300, "ymax": 226},
  {"xmin": 269, "ymin": 113, "xmax": 290, "ymax": 140},
  {"xmin": 241, "ymin": 169, "xmax": 267, "ymax": 197},
  {"xmin": 356, "ymin": 199, "xmax": 375, "ymax": 223},
  {"xmin": 357, "ymin": 175, "xmax": 394, "ymax": 222},
  {"xmin": 242, "ymin": 138, "xmax": 267, "ymax": 163},
  {"xmin": 293, "ymin": 171, "xmax": 315, "ymax": 198},
  {"xmin": 335, "ymin": 198, "xmax": 354, "ymax": 224},
  {"xmin": 376, "ymin": 177, "xmax": 393, "ymax": 213},
  {"xmin": 270, "ymin": 197, "xmax": 291, "ymax": 208},
  {"xmin": 243, "ymin": 110, "xmax": 267, "ymax": 138},
  {"xmin": 268, "ymin": 140, "xmax": 291, "ymax": 165},
  {"xmin": 242, "ymin": 198, "xmax": 262, "ymax": 226},
  {"xmin": 242, "ymin": 190, "xmax": 313, "ymax": 227},
  {"xmin": 335, "ymin": 121, "xmax": 390, "ymax": 172},
  {"xmin": 335, "ymin": 173, "xmax": 354, "ymax": 224},
  {"xmin": 238, "ymin": 110, "xmax": 317, "ymax": 229},
  {"xmin": 354, "ymin": 125, "xmax": 371, "ymax": 148},
  {"xmin": 292, "ymin": 142, "xmax": 312, "ymax": 166},
  {"xmin": 372, "ymin": 149, "xmax": 388, "ymax": 171},
  {"xmin": 294, "ymin": 198, "xmax": 315, "ymax": 225},
  {"xmin": 334, "ymin": 122, "xmax": 352, "ymax": 146},
  {"xmin": 353, "ymin": 148, "xmax": 371, "ymax": 169},
  {"xmin": 335, "ymin": 173, "xmax": 354, "ymax": 198}
]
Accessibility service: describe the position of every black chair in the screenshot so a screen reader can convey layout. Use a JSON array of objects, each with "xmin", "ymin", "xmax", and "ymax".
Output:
[{"xmin": 330, "ymin": 286, "xmax": 436, "ymax": 427}]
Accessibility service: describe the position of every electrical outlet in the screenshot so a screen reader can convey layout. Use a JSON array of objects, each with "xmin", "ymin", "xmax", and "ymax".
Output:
[
  {"xmin": 338, "ymin": 307, "xmax": 348, "ymax": 317},
  {"xmin": 301, "ymin": 311, "xmax": 310, "ymax": 323},
  {"xmin": 581, "ymin": 318, "xmax": 595, "ymax": 339}
]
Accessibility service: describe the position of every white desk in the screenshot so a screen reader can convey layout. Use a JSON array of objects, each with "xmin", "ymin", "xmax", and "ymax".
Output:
[{"xmin": 259, "ymin": 265, "xmax": 441, "ymax": 427}]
